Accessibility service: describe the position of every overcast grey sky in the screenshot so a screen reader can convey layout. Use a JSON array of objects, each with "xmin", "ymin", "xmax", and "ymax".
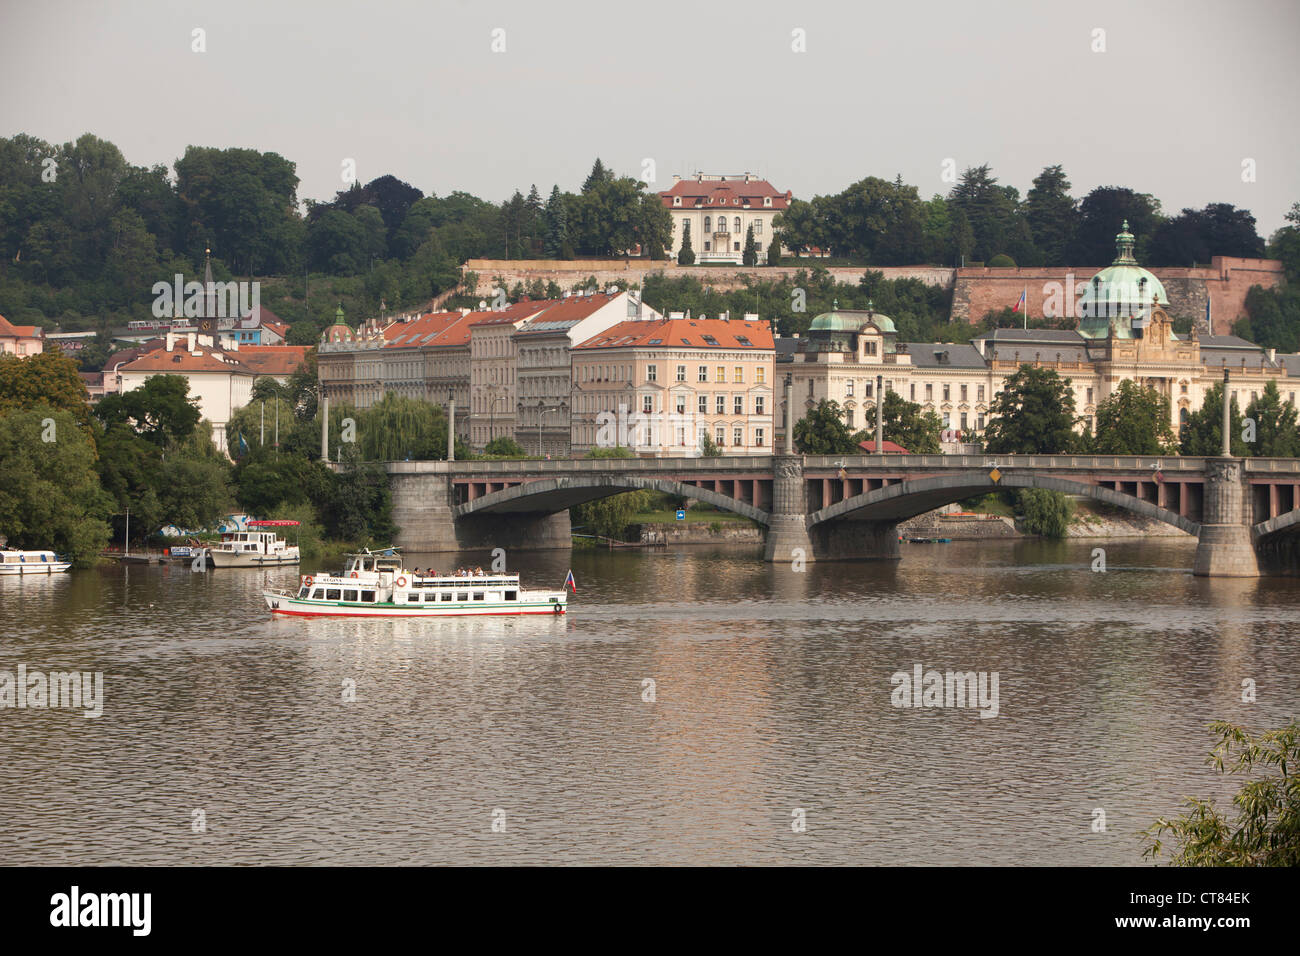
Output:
[{"xmin": 3, "ymin": 0, "xmax": 1297, "ymax": 233}]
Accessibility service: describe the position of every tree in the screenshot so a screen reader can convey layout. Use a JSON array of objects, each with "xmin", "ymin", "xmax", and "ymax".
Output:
[
  {"xmin": 582, "ymin": 158, "xmax": 614, "ymax": 193},
  {"xmin": 1142, "ymin": 720, "xmax": 1300, "ymax": 866},
  {"xmin": 0, "ymin": 406, "xmax": 112, "ymax": 565},
  {"xmin": 983, "ymin": 366, "xmax": 1080, "ymax": 454},
  {"xmin": 1072, "ymin": 186, "xmax": 1162, "ymax": 264},
  {"xmin": 742, "ymin": 224, "xmax": 758, "ymax": 266},
  {"xmin": 483, "ymin": 435, "xmax": 526, "ymax": 458},
  {"xmin": 877, "ymin": 390, "xmax": 942, "ymax": 453},
  {"xmin": 1180, "ymin": 381, "xmax": 1248, "ymax": 456},
  {"xmin": 1024, "ymin": 165, "xmax": 1078, "ymax": 265},
  {"xmin": 794, "ymin": 399, "xmax": 859, "ymax": 454},
  {"xmin": 0, "ymin": 350, "xmax": 91, "ymax": 426},
  {"xmin": 699, "ymin": 432, "xmax": 722, "ymax": 457},
  {"xmin": 677, "ymin": 219, "xmax": 695, "ymax": 265},
  {"xmin": 571, "ymin": 490, "xmax": 651, "ymax": 540},
  {"xmin": 947, "ymin": 165, "xmax": 1026, "ymax": 264},
  {"xmin": 1016, "ymin": 488, "xmax": 1073, "ymax": 538},
  {"xmin": 1149, "ymin": 203, "xmax": 1264, "ymax": 266},
  {"xmin": 1092, "ymin": 380, "xmax": 1177, "ymax": 454},
  {"xmin": 543, "ymin": 185, "xmax": 569, "ymax": 259},
  {"xmin": 1233, "ymin": 284, "xmax": 1300, "ymax": 353},
  {"xmin": 767, "ymin": 231, "xmax": 782, "ymax": 266},
  {"xmin": 95, "ymin": 374, "xmax": 201, "ymax": 447},
  {"xmin": 329, "ymin": 450, "xmax": 397, "ymax": 543},
  {"xmin": 1244, "ymin": 380, "xmax": 1300, "ymax": 457}
]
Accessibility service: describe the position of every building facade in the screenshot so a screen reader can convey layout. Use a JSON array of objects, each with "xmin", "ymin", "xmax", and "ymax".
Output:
[
  {"xmin": 659, "ymin": 173, "xmax": 791, "ymax": 264},
  {"xmin": 571, "ymin": 316, "xmax": 776, "ymax": 457},
  {"xmin": 0, "ymin": 314, "xmax": 43, "ymax": 356}
]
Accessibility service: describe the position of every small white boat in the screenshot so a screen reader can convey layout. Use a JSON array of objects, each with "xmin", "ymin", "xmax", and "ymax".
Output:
[
  {"xmin": 0, "ymin": 548, "xmax": 71, "ymax": 575},
  {"xmin": 262, "ymin": 549, "xmax": 571, "ymax": 618},
  {"xmin": 207, "ymin": 520, "xmax": 301, "ymax": 568}
]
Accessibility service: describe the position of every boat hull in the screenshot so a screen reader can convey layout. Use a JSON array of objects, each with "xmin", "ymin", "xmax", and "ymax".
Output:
[
  {"xmin": 0, "ymin": 563, "xmax": 71, "ymax": 575},
  {"xmin": 209, "ymin": 551, "xmax": 300, "ymax": 568},
  {"xmin": 263, "ymin": 591, "xmax": 566, "ymax": 618}
]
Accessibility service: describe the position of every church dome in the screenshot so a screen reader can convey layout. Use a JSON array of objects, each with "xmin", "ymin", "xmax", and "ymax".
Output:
[
  {"xmin": 1078, "ymin": 221, "xmax": 1168, "ymax": 339},
  {"xmin": 322, "ymin": 323, "xmax": 353, "ymax": 344},
  {"xmin": 808, "ymin": 300, "xmax": 896, "ymax": 333}
]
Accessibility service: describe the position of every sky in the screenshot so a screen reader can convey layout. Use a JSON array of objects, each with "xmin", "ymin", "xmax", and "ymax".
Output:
[{"xmin": 2, "ymin": 0, "xmax": 1298, "ymax": 234}]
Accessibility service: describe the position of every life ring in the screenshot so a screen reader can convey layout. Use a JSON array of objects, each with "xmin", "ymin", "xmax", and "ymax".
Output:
[
  {"xmin": 350, "ymin": 571, "xmax": 359, "ymax": 578},
  {"xmin": 553, "ymin": 603, "xmax": 563, "ymax": 614},
  {"xmin": 303, "ymin": 575, "xmax": 313, "ymax": 587},
  {"xmin": 395, "ymin": 576, "xmax": 407, "ymax": 588}
]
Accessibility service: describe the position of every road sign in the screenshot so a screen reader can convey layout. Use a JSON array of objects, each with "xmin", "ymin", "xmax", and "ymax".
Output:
[{"xmin": 676, "ymin": 510, "xmax": 686, "ymax": 520}]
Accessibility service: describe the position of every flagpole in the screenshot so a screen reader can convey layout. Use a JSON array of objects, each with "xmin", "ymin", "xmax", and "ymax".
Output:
[{"xmin": 1023, "ymin": 286, "xmax": 1028, "ymax": 330}]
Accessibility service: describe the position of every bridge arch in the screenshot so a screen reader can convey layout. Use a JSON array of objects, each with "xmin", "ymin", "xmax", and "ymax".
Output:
[
  {"xmin": 808, "ymin": 471, "xmax": 1200, "ymax": 535},
  {"xmin": 454, "ymin": 475, "xmax": 771, "ymax": 526},
  {"xmin": 1253, "ymin": 506, "xmax": 1300, "ymax": 540}
]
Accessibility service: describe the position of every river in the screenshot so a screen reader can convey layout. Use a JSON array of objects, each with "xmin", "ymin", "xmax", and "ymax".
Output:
[{"xmin": 2, "ymin": 538, "xmax": 1296, "ymax": 865}]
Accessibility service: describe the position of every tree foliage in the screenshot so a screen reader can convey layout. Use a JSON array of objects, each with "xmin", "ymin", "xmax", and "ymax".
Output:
[
  {"xmin": 1015, "ymin": 488, "xmax": 1073, "ymax": 538},
  {"xmin": 1092, "ymin": 380, "xmax": 1177, "ymax": 455},
  {"xmin": 983, "ymin": 366, "xmax": 1080, "ymax": 454},
  {"xmin": 1143, "ymin": 720, "xmax": 1300, "ymax": 867},
  {"xmin": 794, "ymin": 399, "xmax": 859, "ymax": 455},
  {"xmin": 1180, "ymin": 381, "xmax": 1248, "ymax": 457}
]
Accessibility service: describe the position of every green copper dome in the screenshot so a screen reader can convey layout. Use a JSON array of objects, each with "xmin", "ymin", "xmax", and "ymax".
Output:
[
  {"xmin": 1078, "ymin": 221, "xmax": 1168, "ymax": 339},
  {"xmin": 807, "ymin": 299, "xmax": 896, "ymax": 333}
]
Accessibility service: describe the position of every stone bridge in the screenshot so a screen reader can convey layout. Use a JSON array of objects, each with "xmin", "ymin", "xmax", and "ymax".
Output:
[{"xmin": 384, "ymin": 453, "xmax": 1300, "ymax": 576}]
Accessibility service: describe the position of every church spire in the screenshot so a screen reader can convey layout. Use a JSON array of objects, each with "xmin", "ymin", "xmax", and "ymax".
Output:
[{"xmin": 1112, "ymin": 220, "xmax": 1138, "ymax": 266}]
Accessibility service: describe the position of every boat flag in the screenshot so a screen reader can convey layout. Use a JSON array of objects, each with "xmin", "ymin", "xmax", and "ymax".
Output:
[{"xmin": 563, "ymin": 569, "xmax": 577, "ymax": 593}]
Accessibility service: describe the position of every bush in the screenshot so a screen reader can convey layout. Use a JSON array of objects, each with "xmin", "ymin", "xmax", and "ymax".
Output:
[
  {"xmin": 1016, "ymin": 488, "xmax": 1073, "ymax": 538},
  {"xmin": 987, "ymin": 253, "xmax": 1017, "ymax": 267}
]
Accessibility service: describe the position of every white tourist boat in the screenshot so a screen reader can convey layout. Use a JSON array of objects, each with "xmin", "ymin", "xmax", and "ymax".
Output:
[
  {"xmin": 0, "ymin": 548, "xmax": 71, "ymax": 575},
  {"xmin": 206, "ymin": 520, "xmax": 301, "ymax": 568},
  {"xmin": 262, "ymin": 549, "xmax": 572, "ymax": 618}
]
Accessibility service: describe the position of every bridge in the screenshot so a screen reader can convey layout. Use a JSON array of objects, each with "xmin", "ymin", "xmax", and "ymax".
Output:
[{"xmin": 384, "ymin": 453, "xmax": 1300, "ymax": 577}]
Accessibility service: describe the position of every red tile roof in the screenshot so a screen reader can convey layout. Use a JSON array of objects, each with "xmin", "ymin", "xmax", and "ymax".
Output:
[
  {"xmin": 383, "ymin": 311, "xmax": 463, "ymax": 347},
  {"xmin": 0, "ymin": 314, "xmax": 42, "ymax": 338},
  {"xmin": 659, "ymin": 176, "xmax": 791, "ymax": 211},
  {"xmin": 575, "ymin": 317, "xmax": 774, "ymax": 350},
  {"xmin": 468, "ymin": 298, "xmax": 554, "ymax": 328},
  {"xmin": 237, "ymin": 345, "xmax": 309, "ymax": 376},
  {"xmin": 858, "ymin": 440, "xmax": 911, "ymax": 454},
  {"xmin": 515, "ymin": 293, "xmax": 620, "ymax": 333},
  {"xmin": 121, "ymin": 346, "xmax": 255, "ymax": 375}
]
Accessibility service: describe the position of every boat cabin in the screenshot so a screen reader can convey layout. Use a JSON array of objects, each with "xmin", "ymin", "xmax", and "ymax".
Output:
[{"xmin": 216, "ymin": 531, "xmax": 289, "ymax": 555}]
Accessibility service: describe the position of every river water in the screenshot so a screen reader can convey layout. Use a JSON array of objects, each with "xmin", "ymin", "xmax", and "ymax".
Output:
[{"xmin": 1, "ymin": 539, "xmax": 1296, "ymax": 866}]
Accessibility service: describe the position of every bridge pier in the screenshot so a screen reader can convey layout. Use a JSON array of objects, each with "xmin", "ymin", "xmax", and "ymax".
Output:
[
  {"xmin": 810, "ymin": 519, "xmax": 901, "ymax": 562},
  {"xmin": 389, "ymin": 469, "xmax": 572, "ymax": 553},
  {"xmin": 764, "ymin": 456, "xmax": 815, "ymax": 564},
  {"xmin": 1192, "ymin": 458, "xmax": 1260, "ymax": 577}
]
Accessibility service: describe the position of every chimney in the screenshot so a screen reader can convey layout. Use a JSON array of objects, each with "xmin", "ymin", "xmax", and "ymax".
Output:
[
  {"xmin": 672, "ymin": 174, "xmax": 681, "ymax": 183},
  {"xmin": 1268, "ymin": 348, "xmax": 1276, "ymax": 363},
  {"xmin": 165, "ymin": 332, "xmax": 174, "ymax": 352},
  {"xmin": 975, "ymin": 339, "xmax": 986, "ymax": 358},
  {"xmin": 187, "ymin": 332, "xmax": 196, "ymax": 352}
]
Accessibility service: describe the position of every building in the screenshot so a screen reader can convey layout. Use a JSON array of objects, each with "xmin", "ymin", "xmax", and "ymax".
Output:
[
  {"xmin": 571, "ymin": 315, "xmax": 776, "ymax": 457},
  {"xmin": 512, "ymin": 290, "xmax": 663, "ymax": 457},
  {"xmin": 777, "ymin": 225, "xmax": 1298, "ymax": 447},
  {"xmin": 0, "ymin": 314, "xmax": 43, "ymax": 356},
  {"xmin": 659, "ymin": 173, "xmax": 791, "ymax": 264},
  {"xmin": 468, "ymin": 300, "xmax": 553, "ymax": 449}
]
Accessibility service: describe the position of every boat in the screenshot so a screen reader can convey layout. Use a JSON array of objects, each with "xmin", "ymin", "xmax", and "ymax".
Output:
[
  {"xmin": 206, "ymin": 520, "xmax": 301, "ymax": 568},
  {"xmin": 0, "ymin": 548, "xmax": 71, "ymax": 575},
  {"xmin": 262, "ymin": 549, "xmax": 571, "ymax": 618}
]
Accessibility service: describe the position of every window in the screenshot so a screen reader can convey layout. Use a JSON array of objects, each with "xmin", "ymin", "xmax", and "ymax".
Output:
[
  {"xmin": 977, "ymin": 385, "xmax": 985, "ymax": 402},
  {"xmin": 676, "ymin": 365, "xmax": 686, "ymax": 382},
  {"xmin": 1181, "ymin": 383, "xmax": 1189, "ymax": 394},
  {"xmin": 504, "ymin": 591, "xmax": 517, "ymax": 601},
  {"xmin": 716, "ymin": 427, "xmax": 725, "ymax": 445},
  {"xmin": 977, "ymin": 414, "xmax": 985, "ymax": 430},
  {"xmin": 863, "ymin": 340, "xmax": 877, "ymax": 356},
  {"xmin": 754, "ymin": 220, "xmax": 763, "ymax": 235},
  {"xmin": 734, "ymin": 396, "xmax": 743, "ymax": 414},
  {"xmin": 407, "ymin": 593, "xmax": 420, "ymax": 603},
  {"xmin": 676, "ymin": 396, "xmax": 686, "ymax": 414},
  {"xmin": 361, "ymin": 590, "xmax": 375, "ymax": 602},
  {"xmin": 698, "ymin": 395, "xmax": 707, "ymax": 413},
  {"xmin": 808, "ymin": 379, "xmax": 814, "ymax": 397},
  {"xmin": 311, "ymin": 589, "xmax": 325, "ymax": 600},
  {"xmin": 344, "ymin": 589, "xmax": 359, "ymax": 603},
  {"xmin": 910, "ymin": 383, "xmax": 916, "ymax": 400},
  {"xmin": 960, "ymin": 413, "xmax": 968, "ymax": 430},
  {"xmin": 755, "ymin": 428, "xmax": 765, "ymax": 446},
  {"xmin": 647, "ymin": 364, "xmax": 657, "ymax": 382},
  {"xmin": 1086, "ymin": 387, "xmax": 1094, "ymax": 404},
  {"xmin": 716, "ymin": 366, "xmax": 725, "ymax": 382},
  {"xmin": 943, "ymin": 385, "xmax": 950, "ymax": 401},
  {"xmin": 734, "ymin": 367, "xmax": 743, "ymax": 383},
  {"xmin": 733, "ymin": 427, "xmax": 743, "ymax": 446},
  {"xmin": 866, "ymin": 381, "xmax": 873, "ymax": 398},
  {"xmin": 326, "ymin": 588, "xmax": 341, "ymax": 601},
  {"xmin": 733, "ymin": 242, "xmax": 740, "ymax": 251},
  {"xmin": 846, "ymin": 381, "xmax": 854, "ymax": 397},
  {"xmin": 698, "ymin": 365, "xmax": 708, "ymax": 382},
  {"xmin": 704, "ymin": 216, "xmax": 711, "ymax": 231},
  {"xmin": 440, "ymin": 593, "xmax": 452, "ymax": 602},
  {"xmin": 643, "ymin": 395, "xmax": 653, "ymax": 414},
  {"xmin": 846, "ymin": 409, "xmax": 855, "ymax": 428},
  {"xmin": 733, "ymin": 217, "xmax": 740, "ymax": 232},
  {"xmin": 457, "ymin": 593, "xmax": 468, "ymax": 602},
  {"xmin": 473, "ymin": 592, "xmax": 484, "ymax": 601},
  {"xmin": 704, "ymin": 241, "xmax": 711, "ymax": 251},
  {"xmin": 716, "ymin": 395, "xmax": 725, "ymax": 414},
  {"xmin": 424, "ymin": 593, "xmax": 438, "ymax": 602},
  {"xmin": 960, "ymin": 385, "xmax": 967, "ymax": 401},
  {"xmin": 756, "ymin": 367, "xmax": 765, "ymax": 384},
  {"xmin": 755, "ymin": 396, "xmax": 765, "ymax": 415}
]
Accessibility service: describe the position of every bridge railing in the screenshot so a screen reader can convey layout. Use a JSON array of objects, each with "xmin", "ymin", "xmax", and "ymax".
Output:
[
  {"xmin": 804, "ymin": 454, "xmax": 1212, "ymax": 471},
  {"xmin": 386, "ymin": 456, "xmax": 778, "ymax": 475}
]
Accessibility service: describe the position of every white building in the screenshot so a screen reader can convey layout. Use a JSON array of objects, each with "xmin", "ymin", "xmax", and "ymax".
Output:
[{"xmin": 659, "ymin": 173, "xmax": 792, "ymax": 264}]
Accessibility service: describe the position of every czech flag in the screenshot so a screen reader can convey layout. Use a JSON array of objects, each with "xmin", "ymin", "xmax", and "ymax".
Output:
[
  {"xmin": 1012, "ymin": 288, "xmax": 1027, "ymax": 313},
  {"xmin": 563, "ymin": 569, "xmax": 577, "ymax": 593}
]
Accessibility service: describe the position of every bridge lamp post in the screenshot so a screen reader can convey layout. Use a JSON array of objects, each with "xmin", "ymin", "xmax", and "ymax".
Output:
[
  {"xmin": 535, "ymin": 401, "xmax": 563, "ymax": 458},
  {"xmin": 783, "ymin": 373, "xmax": 794, "ymax": 455},
  {"xmin": 1222, "ymin": 368, "xmax": 1231, "ymax": 457},
  {"xmin": 489, "ymin": 390, "xmax": 506, "ymax": 444}
]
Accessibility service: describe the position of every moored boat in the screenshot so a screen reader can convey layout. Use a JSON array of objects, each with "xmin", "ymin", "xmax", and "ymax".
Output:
[
  {"xmin": 0, "ymin": 548, "xmax": 71, "ymax": 575},
  {"xmin": 207, "ymin": 520, "xmax": 301, "ymax": 568},
  {"xmin": 262, "ymin": 549, "xmax": 571, "ymax": 617}
]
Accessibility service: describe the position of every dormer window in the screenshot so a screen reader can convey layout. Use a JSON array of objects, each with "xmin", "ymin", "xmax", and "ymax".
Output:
[
  {"xmin": 764, "ymin": 197, "xmax": 772, "ymax": 207},
  {"xmin": 673, "ymin": 196, "xmax": 681, "ymax": 207}
]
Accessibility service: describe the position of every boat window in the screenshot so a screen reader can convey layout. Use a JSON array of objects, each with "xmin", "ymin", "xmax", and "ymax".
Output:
[
  {"xmin": 325, "ymin": 588, "xmax": 341, "ymax": 601},
  {"xmin": 343, "ymin": 590, "xmax": 359, "ymax": 603},
  {"xmin": 457, "ymin": 593, "xmax": 468, "ymax": 602},
  {"xmin": 504, "ymin": 591, "xmax": 516, "ymax": 601},
  {"xmin": 440, "ymin": 593, "xmax": 452, "ymax": 602},
  {"xmin": 361, "ymin": 591, "xmax": 375, "ymax": 602},
  {"xmin": 407, "ymin": 594, "xmax": 420, "ymax": 603},
  {"xmin": 311, "ymin": 589, "xmax": 325, "ymax": 600},
  {"xmin": 473, "ymin": 592, "xmax": 484, "ymax": 601},
  {"xmin": 298, "ymin": 587, "xmax": 309, "ymax": 598},
  {"xmin": 423, "ymin": 593, "xmax": 438, "ymax": 602}
]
